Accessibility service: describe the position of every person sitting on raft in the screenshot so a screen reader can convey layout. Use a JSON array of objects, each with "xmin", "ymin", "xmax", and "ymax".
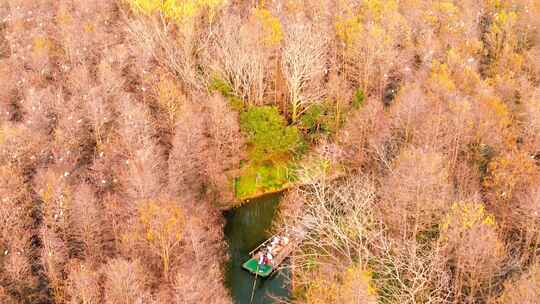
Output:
[
  {"xmin": 258, "ymin": 251, "xmax": 265, "ymax": 266},
  {"xmin": 267, "ymin": 236, "xmax": 280, "ymax": 255},
  {"xmin": 266, "ymin": 251, "xmax": 273, "ymax": 266}
]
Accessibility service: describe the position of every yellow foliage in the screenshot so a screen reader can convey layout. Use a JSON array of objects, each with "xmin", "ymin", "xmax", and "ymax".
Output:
[
  {"xmin": 38, "ymin": 176, "xmax": 71, "ymax": 224},
  {"xmin": 429, "ymin": 60, "xmax": 456, "ymax": 92},
  {"xmin": 304, "ymin": 275, "xmax": 339, "ymax": 304},
  {"xmin": 423, "ymin": 0, "xmax": 472, "ymax": 40},
  {"xmin": 138, "ymin": 199, "xmax": 185, "ymax": 243},
  {"xmin": 441, "ymin": 202, "xmax": 496, "ymax": 233},
  {"xmin": 0, "ymin": 126, "xmax": 17, "ymax": 145},
  {"xmin": 304, "ymin": 265, "xmax": 378, "ymax": 304},
  {"xmin": 129, "ymin": 0, "xmax": 163, "ymax": 15},
  {"xmin": 484, "ymin": 2, "xmax": 521, "ymax": 73},
  {"xmin": 137, "ymin": 199, "xmax": 184, "ymax": 275},
  {"xmin": 361, "ymin": 0, "xmax": 398, "ymax": 22},
  {"xmin": 163, "ymin": 0, "xmax": 199, "ymax": 21},
  {"xmin": 127, "ymin": 0, "xmax": 227, "ymax": 24},
  {"xmin": 493, "ymin": 10, "xmax": 518, "ymax": 33},
  {"xmin": 335, "ymin": 15, "xmax": 363, "ymax": 46},
  {"xmin": 83, "ymin": 23, "xmax": 95, "ymax": 33},
  {"xmin": 32, "ymin": 36, "xmax": 53, "ymax": 55},
  {"xmin": 423, "ymin": 0, "xmax": 459, "ymax": 24},
  {"xmin": 336, "ymin": 0, "xmax": 406, "ymax": 48},
  {"xmin": 486, "ymin": 96, "xmax": 512, "ymax": 128},
  {"xmin": 485, "ymin": 0, "xmax": 509, "ymax": 11},
  {"xmin": 341, "ymin": 265, "xmax": 377, "ymax": 297},
  {"xmin": 40, "ymin": 182, "xmax": 54, "ymax": 207},
  {"xmin": 56, "ymin": 6, "xmax": 73, "ymax": 26},
  {"xmin": 252, "ymin": 8, "xmax": 283, "ymax": 46},
  {"xmin": 462, "ymin": 67, "xmax": 481, "ymax": 89},
  {"xmin": 438, "ymin": 1, "xmax": 458, "ymax": 15},
  {"xmin": 368, "ymin": 24, "xmax": 391, "ymax": 46},
  {"xmin": 484, "ymin": 152, "xmax": 538, "ymax": 200}
]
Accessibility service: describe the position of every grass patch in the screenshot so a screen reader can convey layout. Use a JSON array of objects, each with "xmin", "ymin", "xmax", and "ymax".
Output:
[{"xmin": 235, "ymin": 162, "xmax": 296, "ymax": 199}]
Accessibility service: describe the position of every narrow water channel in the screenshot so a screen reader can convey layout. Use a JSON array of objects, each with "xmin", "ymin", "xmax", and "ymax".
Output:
[{"xmin": 224, "ymin": 193, "xmax": 291, "ymax": 304}]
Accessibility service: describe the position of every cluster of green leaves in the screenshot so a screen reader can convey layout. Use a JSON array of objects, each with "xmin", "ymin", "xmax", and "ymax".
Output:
[
  {"xmin": 298, "ymin": 101, "xmax": 348, "ymax": 142},
  {"xmin": 240, "ymin": 106, "xmax": 305, "ymax": 161},
  {"xmin": 209, "ymin": 76, "xmax": 244, "ymax": 111},
  {"xmin": 352, "ymin": 88, "xmax": 365, "ymax": 109}
]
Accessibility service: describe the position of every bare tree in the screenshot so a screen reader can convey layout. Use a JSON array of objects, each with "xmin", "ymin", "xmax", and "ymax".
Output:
[
  {"xmin": 172, "ymin": 202, "xmax": 231, "ymax": 304},
  {"xmin": 70, "ymin": 183, "xmax": 104, "ymax": 260},
  {"xmin": 168, "ymin": 102, "xmax": 208, "ymax": 199},
  {"xmin": 0, "ymin": 287, "xmax": 18, "ymax": 304},
  {"xmin": 125, "ymin": 197, "xmax": 186, "ymax": 278},
  {"xmin": 40, "ymin": 226, "xmax": 69, "ymax": 303},
  {"xmin": 65, "ymin": 261, "xmax": 102, "ymax": 304},
  {"xmin": 83, "ymin": 86, "xmax": 115, "ymax": 150},
  {"xmin": 0, "ymin": 62, "xmax": 18, "ymax": 122},
  {"xmin": 493, "ymin": 262, "xmax": 540, "ymax": 304},
  {"xmin": 0, "ymin": 165, "xmax": 34, "ymax": 295},
  {"xmin": 338, "ymin": 98, "xmax": 393, "ymax": 170},
  {"xmin": 282, "ymin": 21, "xmax": 327, "ymax": 122},
  {"xmin": 50, "ymin": 93, "xmax": 92, "ymax": 172},
  {"xmin": 117, "ymin": 96, "xmax": 165, "ymax": 201},
  {"xmin": 380, "ymin": 146, "xmax": 453, "ymax": 239},
  {"xmin": 283, "ymin": 174, "xmax": 380, "ymax": 286},
  {"xmin": 206, "ymin": 93, "xmax": 244, "ymax": 201},
  {"xmin": 33, "ymin": 166, "xmax": 72, "ymax": 236},
  {"xmin": 284, "ymin": 172, "xmax": 450, "ymax": 304},
  {"xmin": 213, "ymin": 12, "xmax": 273, "ymax": 105},
  {"xmin": 103, "ymin": 258, "xmax": 150, "ymax": 304},
  {"xmin": 440, "ymin": 201, "xmax": 505, "ymax": 301},
  {"xmin": 123, "ymin": 3, "xmax": 215, "ymax": 90},
  {"xmin": 374, "ymin": 239, "xmax": 450, "ymax": 304},
  {"xmin": 522, "ymin": 88, "xmax": 540, "ymax": 150}
]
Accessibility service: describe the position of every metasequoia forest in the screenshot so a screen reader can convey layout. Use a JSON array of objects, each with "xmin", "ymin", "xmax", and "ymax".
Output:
[{"xmin": 0, "ymin": 0, "xmax": 539, "ymax": 303}]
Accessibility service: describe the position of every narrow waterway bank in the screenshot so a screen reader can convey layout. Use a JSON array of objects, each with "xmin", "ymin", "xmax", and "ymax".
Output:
[
  {"xmin": 223, "ymin": 193, "xmax": 291, "ymax": 304},
  {"xmin": 225, "ymin": 170, "xmax": 346, "ymax": 209}
]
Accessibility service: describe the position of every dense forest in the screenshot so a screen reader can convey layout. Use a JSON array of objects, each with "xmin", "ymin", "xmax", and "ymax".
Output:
[{"xmin": 0, "ymin": 0, "xmax": 539, "ymax": 303}]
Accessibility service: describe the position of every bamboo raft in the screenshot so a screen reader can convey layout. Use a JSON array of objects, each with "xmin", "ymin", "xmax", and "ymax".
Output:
[{"xmin": 242, "ymin": 234, "xmax": 296, "ymax": 277}]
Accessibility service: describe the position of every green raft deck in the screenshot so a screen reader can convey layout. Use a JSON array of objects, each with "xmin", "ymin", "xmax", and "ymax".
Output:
[
  {"xmin": 242, "ymin": 258, "xmax": 273, "ymax": 277},
  {"xmin": 242, "ymin": 235, "xmax": 296, "ymax": 277}
]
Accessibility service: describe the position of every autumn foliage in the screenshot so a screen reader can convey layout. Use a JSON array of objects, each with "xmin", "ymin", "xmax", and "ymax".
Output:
[{"xmin": 0, "ymin": 0, "xmax": 539, "ymax": 303}]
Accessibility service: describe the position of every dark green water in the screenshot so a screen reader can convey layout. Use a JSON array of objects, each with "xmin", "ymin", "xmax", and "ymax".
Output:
[{"xmin": 224, "ymin": 193, "xmax": 291, "ymax": 304}]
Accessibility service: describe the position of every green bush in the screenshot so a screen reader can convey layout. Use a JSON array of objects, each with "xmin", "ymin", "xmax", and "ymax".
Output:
[
  {"xmin": 209, "ymin": 76, "xmax": 233, "ymax": 97},
  {"xmin": 240, "ymin": 106, "xmax": 305, "ymax": 160},
  {"xmin": 209, "ymin": 76, "xmax": 244, "ymax": 111},
  {"xmin": 300, "ymin": 104, "xmax": 324, "ymax": 131},
  {"xmin": 228, "ymin": 95, "xmax": 244, "ymax": 111},
  {"xmin": 299, "ymin": 102, "xmax": 344, "ymax": 142},
  {"xmin": 352, "ymin": 88, "xmax": 365, "ymax": 109}
]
